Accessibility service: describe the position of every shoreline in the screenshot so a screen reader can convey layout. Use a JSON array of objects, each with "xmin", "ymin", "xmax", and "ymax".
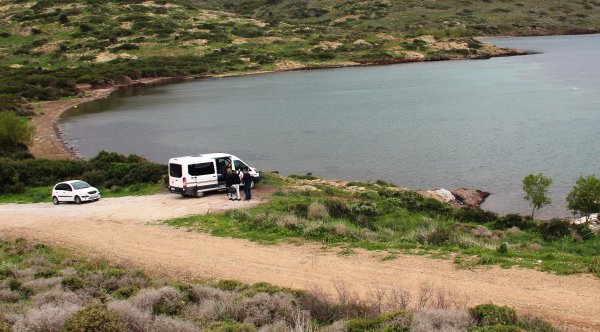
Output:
[{"xmin": 29, "ymin": 46, "xmax": 527, "ymax": 161}]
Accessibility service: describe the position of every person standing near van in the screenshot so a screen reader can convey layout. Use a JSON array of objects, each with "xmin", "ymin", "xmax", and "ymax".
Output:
[
  {"xmin": 242, "ymin": 168, "xmax": 253, "ymax": 200},
  {"xmin": 227, "ymin": 169, "xmax": 241, "ymax": 201}
]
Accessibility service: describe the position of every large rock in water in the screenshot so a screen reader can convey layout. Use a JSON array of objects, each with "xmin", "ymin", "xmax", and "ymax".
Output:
[{"xmin": 451, "ymin": 188, "xmax": 491, "ymax": 208}]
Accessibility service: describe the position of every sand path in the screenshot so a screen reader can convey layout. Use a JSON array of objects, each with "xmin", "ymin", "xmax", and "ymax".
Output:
[{"xmin": 0, "ymin": 191, "xmax": 598, "ymax": 331}]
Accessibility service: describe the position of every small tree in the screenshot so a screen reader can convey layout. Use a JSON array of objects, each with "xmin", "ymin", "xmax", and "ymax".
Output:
[
  {"xmin": 566, "ymin": 175, "xmax": 600, "ymax": 222},
  {"xmin": 522, "ymin": 173, "xmax": 552, "ymax": 220},
  {"xmin": 0, "ymin": 111, "xmax": 34, "ymax": 152}
]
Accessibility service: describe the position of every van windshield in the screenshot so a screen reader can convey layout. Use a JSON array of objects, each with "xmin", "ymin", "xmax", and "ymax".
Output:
[
  {"xmin": 169, "ymin": 163, "xmax": 183, "ymax": 178},
  {"xmin": 72, "ymin": 181, "xmax": 91, "ymax": 189}
]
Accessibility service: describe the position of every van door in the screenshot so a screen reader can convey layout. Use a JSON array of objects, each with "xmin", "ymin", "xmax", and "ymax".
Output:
[
  {"xmin": 187, "ymin": 161, "xmax": 218, "ymax": 193},
  {"xmin": 169, "ymin": 163, "xmax": 184, "ymax": 191}
]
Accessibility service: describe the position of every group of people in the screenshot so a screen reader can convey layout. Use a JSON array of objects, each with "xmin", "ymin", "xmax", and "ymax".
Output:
[{"xmin": 224, "ymin": 167, "xmax": 253, "ymax": 201}]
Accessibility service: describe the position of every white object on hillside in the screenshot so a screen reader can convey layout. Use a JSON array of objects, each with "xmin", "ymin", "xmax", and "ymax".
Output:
[
  {"xmin": 427, "ymin": 188, "xmax": 456, "ymax": 203},
  {"xmin": 572, "ymin": 213, "xmax": 598, "ymax": 225}
]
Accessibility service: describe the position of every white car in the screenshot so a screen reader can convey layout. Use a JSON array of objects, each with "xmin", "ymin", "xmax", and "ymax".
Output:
[{"xmin": 52, "ymin": 180, "xmax": 101, "ymax": 205}]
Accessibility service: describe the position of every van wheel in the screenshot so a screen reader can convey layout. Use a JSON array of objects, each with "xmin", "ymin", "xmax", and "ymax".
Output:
[
  {"xmin": 52, "ymin": 196, "xmax": 59, "ymax": 205},
  {"xmin": 194, "ymin": 190, "xmax": 204, "ymax": 198},
  {"xmin": 74, "ymin": 196, "xmax": 81, "ymax": 204},
  {"xmin": 250, "ymin": 179, "xmax": 256, "ymax": 189}
]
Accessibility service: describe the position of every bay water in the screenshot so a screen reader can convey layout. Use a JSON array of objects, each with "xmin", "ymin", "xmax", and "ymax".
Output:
[{"xmin": 60, "ymin": 34, "xmax": 600, "ymax": 217}]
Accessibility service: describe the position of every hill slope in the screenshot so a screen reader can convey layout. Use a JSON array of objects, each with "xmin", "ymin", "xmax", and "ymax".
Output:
[{"xmin": 1, "ymin": 0, "xmax": 598, "ymax": 115}]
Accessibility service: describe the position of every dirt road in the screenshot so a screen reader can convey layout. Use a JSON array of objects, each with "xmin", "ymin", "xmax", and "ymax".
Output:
[{"xmin": 0, "ymin": 191, "xmax": 598, "ymax": 331}]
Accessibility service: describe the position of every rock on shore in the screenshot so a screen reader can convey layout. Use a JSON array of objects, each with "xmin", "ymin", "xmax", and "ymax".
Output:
[{"xmin": 451, "ymin": 188, "xmax": 491, "ymax": 208}]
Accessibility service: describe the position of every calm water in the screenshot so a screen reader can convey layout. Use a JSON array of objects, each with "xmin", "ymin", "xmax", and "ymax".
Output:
[{"xmin": 60, "ymin": 34, "xmax": 600, "ymax": 217}]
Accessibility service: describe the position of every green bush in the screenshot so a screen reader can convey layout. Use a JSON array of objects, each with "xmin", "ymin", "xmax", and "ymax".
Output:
[
  {"xmin": 0, "ymin": 112, "xmax": 34, "ymax": 152},
  {"xmin": 470, "ymin": 304, "xmax": 517, "ymax": 326},
  {"xmin": 495, "ymin": 214, "xmax": 534, "ymax": 230},
  {"xmin": 62, "ymin": 303, "xmax": 125, "ymax": 332},
  {"xmin": 539, "ymin": 219, "xmax": 571, "ymax": 241},
  {"xmin": 324, "ymin": 199, "xmax": 353, "ymax": 218},
  {"xmin": 61, "ymin": 276, "xmax": 86, "ymax": 291},
  {"xmin": 0, "ymin": 151, "xmax": 166, "ymax": 194},
  {"xmin": 453, "ymin": 208, "xmax": 498, "ymax": 223}
]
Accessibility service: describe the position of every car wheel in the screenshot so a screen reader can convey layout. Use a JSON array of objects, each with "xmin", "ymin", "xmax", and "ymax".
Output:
[
  {"xmin": 250, "ymin": 179, "xmax": 256, "ymax": 189},
  {"xmin": 52, "ymin": 196, "xmax": 59, "ymax": 205},
  {"xmin": 74, "ymin": 196, "xmax": 81, "ymax": 204}
]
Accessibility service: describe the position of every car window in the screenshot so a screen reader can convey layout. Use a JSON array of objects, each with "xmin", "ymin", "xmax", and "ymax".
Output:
[
  {"xmin": 71, "ymin": 181, "xmax": 91, "ymax": 190},
  {"xmin": 55, "ymin": 183, "xmax": 66, "ymax": 190},
  {"xmin": 169, "ymin": 163, "xmax": 183, "ymax": 178},
  {"xmin": 64, "ymin": 184, "xmax": 73, "ymax": 191},
  {"xmin": 234, "ymin": 160, "xmax": 247, "ymax": 170},
  {"xmin": 188, "ymin": 162, "xmax": 215, "ymax": 176}
]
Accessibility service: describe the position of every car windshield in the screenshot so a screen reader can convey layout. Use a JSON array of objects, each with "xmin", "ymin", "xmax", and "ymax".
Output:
[{"xmin": 71, "ymin": 181, "xmax": 91, "ymax": 190}]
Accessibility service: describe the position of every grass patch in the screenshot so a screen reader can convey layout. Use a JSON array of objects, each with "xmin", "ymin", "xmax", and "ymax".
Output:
[{"xmin": 166, "ymin": 183, "xmax": 600, "ymax": 277}]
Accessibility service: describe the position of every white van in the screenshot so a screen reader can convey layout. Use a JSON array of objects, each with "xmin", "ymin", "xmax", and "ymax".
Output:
[{"xmin": 168, "ymin": 153, "xmax": 260, "ymax": 197}]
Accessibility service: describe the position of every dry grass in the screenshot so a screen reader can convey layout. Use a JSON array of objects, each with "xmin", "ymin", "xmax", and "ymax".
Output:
[
  {"xmin": 411, "ymin": 309, "xmax": 473, "ymax": 332},
  {"xmin": 130, "ymin": 286, "xmax": 184, "ymax": 315},
  {"xmin": 308, "ymin": 202, "xmax": 329, "ymax": 220},
  {"xmin": 235, "ymin": 292, "xmax": 296, "ymax": 327},
  {"xmin": 12, "ymin": 303, "xmax": 81, "ymax": 332},
  {"xmin": 108, "ymin": 300, "xmax": 153, "ymax": 332},
  {"xmin": 276, "ymin": 214, "xmax": 303, "ymax": 229},
  {"xmin": 150, "ymin": 315, "xmax": 198, "ymax": 332}
]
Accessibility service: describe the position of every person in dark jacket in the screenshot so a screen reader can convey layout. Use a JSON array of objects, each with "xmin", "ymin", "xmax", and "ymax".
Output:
[
  {"xmin": 242, "ymin": 168, "xmax": 253, "ymax": 200},
  {"xmin": 227, "ymin": 169, "xmax": 241, "ymax": 201}
]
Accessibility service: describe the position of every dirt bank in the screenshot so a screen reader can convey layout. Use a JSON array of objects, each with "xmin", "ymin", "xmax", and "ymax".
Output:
[{"xmin": 0, "ymin": 190, "xmax": 598, "ymax": 331}]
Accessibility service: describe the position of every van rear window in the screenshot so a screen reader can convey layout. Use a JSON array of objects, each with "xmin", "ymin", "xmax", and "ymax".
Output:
[
  {"xmin": 188, "ymin": 162, "xmax": 215, "ymax": 176},
  {"xmin": 169, "ymin": 163, "xmax": 183, "ymax": 178}
]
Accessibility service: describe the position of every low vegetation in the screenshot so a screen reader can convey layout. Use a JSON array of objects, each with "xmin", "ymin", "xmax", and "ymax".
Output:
[
  {"xmin": 0, "ymin": 237, "xmax": 557, "ymax": 331},
  {"xmin": 0, "ymin": 151, "xmax": 166, "ymax": 200},
  {"xmin": 168, "ymin": 173, "xmax": 600, "ymax": 277}
]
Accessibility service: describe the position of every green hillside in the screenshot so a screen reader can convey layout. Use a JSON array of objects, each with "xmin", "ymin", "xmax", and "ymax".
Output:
[
  {"xmin": 0, "ymin": 0, "xmax": 599, "ymax": 115},
  {"xmin": 202, "ymin": 0, "xmax": 600, "ymax": 36}
]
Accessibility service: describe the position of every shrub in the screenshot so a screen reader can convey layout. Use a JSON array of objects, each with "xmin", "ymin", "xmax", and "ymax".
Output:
[
  {"xmin": 539, "ymin": 219, "xmax": 571, "ymax": 241},
  {"xmin": 324, "ymin": 199, "xmax": 352, "ymax": 219},
  {"xmin": 574, "ymin": 224, "xmax": 595, "ymax": 240},
  {"xmin": 307, "ymin": 202, "xmax": 329, "ymax": 220},
  {"xmin": 130, "ymin": 286, "xmax": 185, "ymax": 315},
  {"xmin": 107, "ymin": 300, "xmax": 152, "ymax": 332},
  {"xmin": 63, "ymin": 302, "xmax": 125, "ymax": 332},
  {"xmin": 347, "ymin": 311, "xmax": 412, "ymax": 332},
  {"xmin": 411, "ymin": 309, "xmax": 473, "ymax": 332},
  {"xmin": 32, "ymin": 289, "xmax": 84, "ymax": 307},
  {"xmin": 497, "ymin": 242, "xmax": 509, "ymax": 254},
  {"xmin": 151, "ymin": 315, "xmax": 197, "ymax": 332},
  {"xmin": 589, "ymin": 256, "xmax": 600, "ymax": 277},
  {"xmin": 62, "ymin": 276, "xmax": 86, "ymax": 291},
  {"xmin": 495, "ymin": 214, "xmax": 533, "ymax": 230},
  {"xmin": 275, "ymin": 214, "xmax": 302, "ymax": 229},
  {"xmin": 0, "ymin": 111, "xmax": 34, "ymax": 151},
  {"xmin": 352, "ymin": 201, "xmax": 379, "ymax": 217},
  {"xmin": 204, "ymin": 321, "xmax": 255, "ymax": 332},
  {"xmin": 12, "ymin": 303, "xmax": 80, "ymax": 332},
  {"xmin": 235, "ymin": 292, "xmax": 296, "ymax": 327},
  {"xmin": 453, "ymin": 208, "xmax": 498, "ymax": 223},
  {"xmin": 470, "ymin": 304, "xmax": 517, "ymax": 326}
]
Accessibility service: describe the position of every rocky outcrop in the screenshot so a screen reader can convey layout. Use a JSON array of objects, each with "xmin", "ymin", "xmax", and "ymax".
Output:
[{"xmin": 451, "ymin": 188, "xmax": 491, "ymax": 208}]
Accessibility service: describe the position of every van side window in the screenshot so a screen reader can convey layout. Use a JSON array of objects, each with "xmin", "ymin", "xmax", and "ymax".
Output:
[
  {"xmin": 188, "ymin": 162, "xmax": 215, "ymax": 176},
  {"xmin": 233, "ymin": 160, "xmax": 247, "ymax": 170},
  {"xmin": 169, "ymin": 163, "xmax": 183, "ymax": 178}
]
